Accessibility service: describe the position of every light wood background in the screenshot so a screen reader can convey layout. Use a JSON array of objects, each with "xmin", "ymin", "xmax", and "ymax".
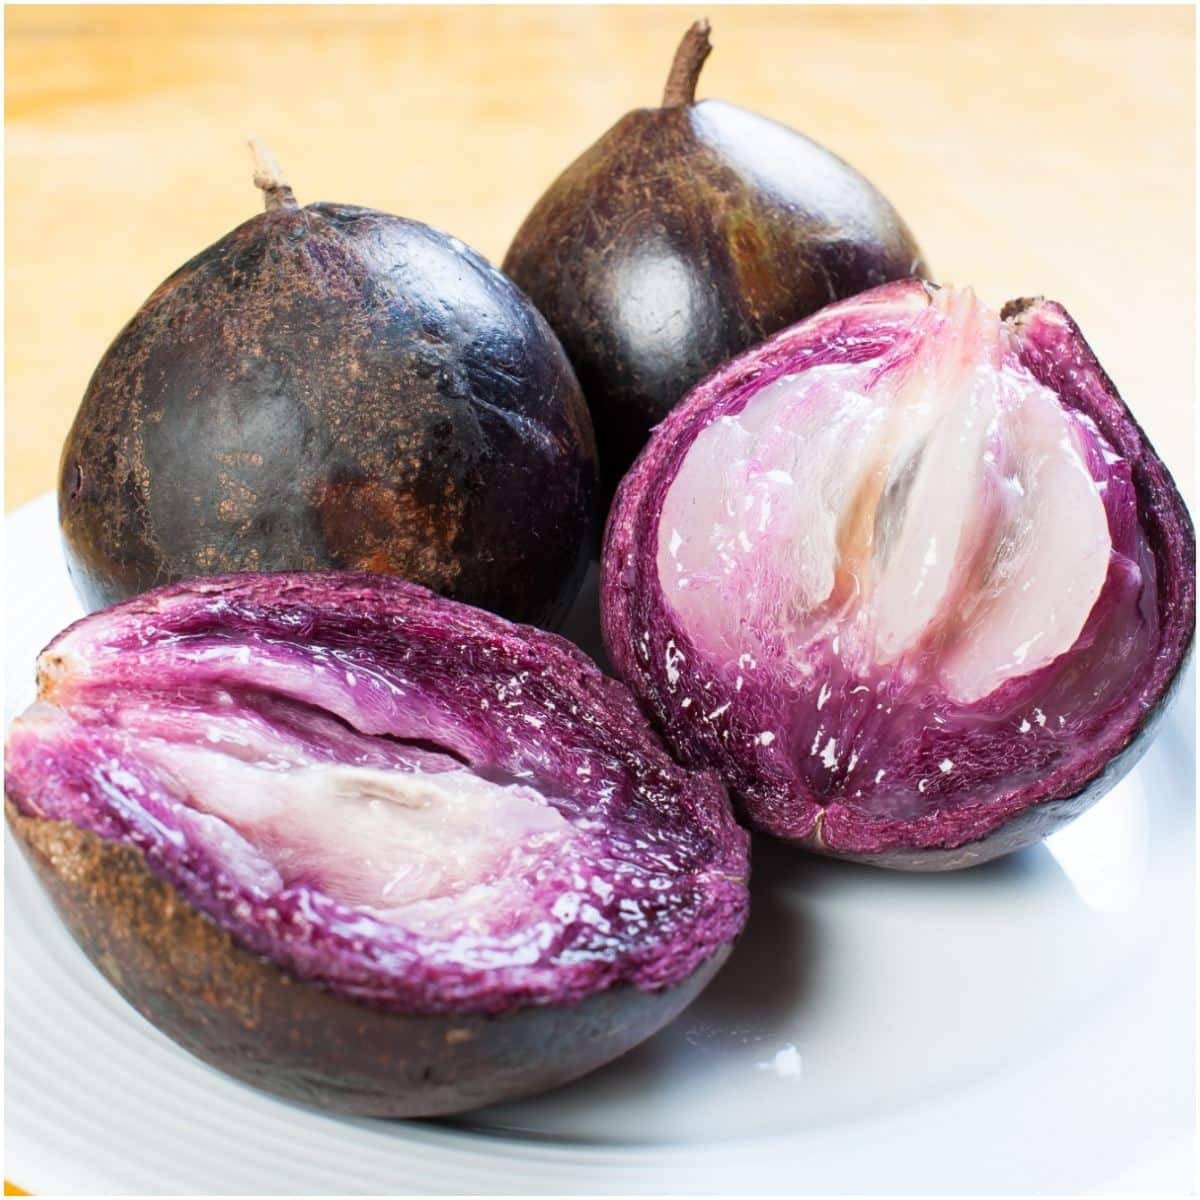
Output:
[
  {"xmin": 5, "ymin": 5, "xmax": 1195, "ymax": 515},
  {"xmin": 0, "ymin": 7, "xmax": 1194, "ymax": 1193}
]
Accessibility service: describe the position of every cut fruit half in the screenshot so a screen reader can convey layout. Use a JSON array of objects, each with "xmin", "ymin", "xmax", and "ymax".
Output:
[
  {"xmin": 5, "ymin": 573, "xmax": 748, "ymax": 1113},
  {"xmin": 602, "ymin": 280, "xmax": 1194, "ymax": 869}
]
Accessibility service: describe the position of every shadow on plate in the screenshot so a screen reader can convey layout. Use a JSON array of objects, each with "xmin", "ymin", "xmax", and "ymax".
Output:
[
  {"xmin": 440, "ymin": 834, "xmax": 815, "ymax": 1142},
  {"xmin": 437, "ymin": 829, "xmax": 1093, "ymax": 1144}
]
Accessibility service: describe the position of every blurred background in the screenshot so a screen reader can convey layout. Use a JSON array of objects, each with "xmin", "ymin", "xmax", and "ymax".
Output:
[{"xmin": 5, "ymin": 4, "xmax": 1195, "ymax": 513}]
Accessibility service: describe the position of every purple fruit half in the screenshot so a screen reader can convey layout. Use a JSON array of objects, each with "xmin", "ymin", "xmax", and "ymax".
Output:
[
  {"xmin": 5, "ymin": 573, "xmax": 748, "ymax": 1115},
  {"xmin": 602, "ymin": 280, "xmax": 1194, "ymax": 870}
]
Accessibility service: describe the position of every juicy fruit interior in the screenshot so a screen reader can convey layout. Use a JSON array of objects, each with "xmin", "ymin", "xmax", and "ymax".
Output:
[
  {"xmin": 24, "ymin": 695, "xmax": 576, "ymax": 940},
  {"xmin": 6, "ymin": 579, "xmax": 746, "ymax": 1009},
  {"xmin": 17, "ymin": 665, "xmax": 586, "ymax": 941},
  {"xmin": 657, "ymin": 287, "xmax": 1159, "ymax": 821}
]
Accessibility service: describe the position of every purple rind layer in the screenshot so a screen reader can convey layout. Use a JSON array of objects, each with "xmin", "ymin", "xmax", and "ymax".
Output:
[
  {"xmin": 6, "ymin": 572, "xmax": 749, "ymax": 1012},
  {"xmin": 601, "ymin": 279, "xmax": 1194, "ymax": 868}
]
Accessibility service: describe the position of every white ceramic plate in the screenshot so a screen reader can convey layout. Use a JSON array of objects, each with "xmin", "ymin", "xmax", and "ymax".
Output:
[{"xmin": 4, "ymin": 491, "xmax": 1195, "ymax": 1195}]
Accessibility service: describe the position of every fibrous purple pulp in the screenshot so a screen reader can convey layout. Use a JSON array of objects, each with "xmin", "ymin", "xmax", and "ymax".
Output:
[{"xmin": 6, "ymin": 573, "xmax": 749, "ymax": 1009}]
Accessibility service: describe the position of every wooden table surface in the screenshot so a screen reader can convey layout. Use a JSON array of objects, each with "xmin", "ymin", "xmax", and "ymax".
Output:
[
  {"xmin": 1, "ymin": 4, "xmax": 1194, "ymax": 1192},
  {"xmin": 4, "ymin": 4, "xmax": 1195, "ymax": 517}
]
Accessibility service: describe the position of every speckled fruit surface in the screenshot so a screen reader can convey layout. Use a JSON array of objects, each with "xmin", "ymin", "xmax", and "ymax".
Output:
[{"xmin": 60, "ymin": 167, "xmax": 597, "ymax": 630}]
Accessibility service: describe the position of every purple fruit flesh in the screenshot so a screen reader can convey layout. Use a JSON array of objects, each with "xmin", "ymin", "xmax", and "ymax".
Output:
[
  {"xmin": 602, "ymin": 280, "xmax": 1194, "ymax": 869},
  {"xmin": 5, "ymin": 572, "xmax": 748, "ymax": 1113}
]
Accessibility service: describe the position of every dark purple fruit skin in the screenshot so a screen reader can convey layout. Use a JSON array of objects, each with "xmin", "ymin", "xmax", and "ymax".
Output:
[
  {"xmin": 6, "ymin": 800, "xmax": 728, "ymax": 1117},
  {"xmin": 503, "ymin": 99, "xmax": 926, "ymax": 497},
  {"xmin": 59, "ymin": 203, "xmax": 598, "ymax": 629},
  {"xmin": 601, "ymin": 280, "xmax": 1195, "ymax": 870}
]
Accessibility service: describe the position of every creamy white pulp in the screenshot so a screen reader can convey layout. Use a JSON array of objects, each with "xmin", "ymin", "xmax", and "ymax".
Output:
[
  {"xmin": 121, "ymin": 715, "xmax": 578, "ymax": 937},
  {"xmin": 657, "ymin": 288, "xmax": 1111, "ymax": 707}
]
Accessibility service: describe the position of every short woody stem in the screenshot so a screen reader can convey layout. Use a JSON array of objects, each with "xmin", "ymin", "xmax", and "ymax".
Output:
[
  {"xmin": 248, "ymin": 139, "xmax": 298, "ymax": 211},
  {"xmin": 662, "ymin": 19, "xmax": 713, "ymax": 107}
]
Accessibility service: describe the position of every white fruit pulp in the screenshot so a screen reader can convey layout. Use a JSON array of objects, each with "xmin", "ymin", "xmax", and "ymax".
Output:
[
  {"xmin": 149, "ymin": 739, "xmax": 574, "ymax": 930},
  {"xmin": 658, "ymin": 287, "xmax": 1112, "ymax": 706}
]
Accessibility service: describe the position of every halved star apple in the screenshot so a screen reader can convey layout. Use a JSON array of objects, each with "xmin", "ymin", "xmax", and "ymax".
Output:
[{"xmin": 602, "ymin": 281, "xmax": 1194, "ymax": 869}]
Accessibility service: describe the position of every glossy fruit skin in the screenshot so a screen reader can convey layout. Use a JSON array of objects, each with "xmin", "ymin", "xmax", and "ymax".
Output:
[
  {"xmin": 7, "ymin": 800, "xmax": 729, "ymax": 1116},
  {"xmin": 503, "ymin": 100, "xmax": 926, "ymax": 497},
  {"xmin": 59, "ymin": 203, "xmax": 598, "ymax": 629},
  {"xmin": 601, "ymin": 281, "xmax": 1195, "ymax": 870}
]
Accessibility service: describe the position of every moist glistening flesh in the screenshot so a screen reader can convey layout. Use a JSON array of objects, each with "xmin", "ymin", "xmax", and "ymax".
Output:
[
  {"xmin": 602, "ymin": 281, "xmax": 1194, "ymax": 869},
  {"xmin": 6, "ymin": 572, "xmax": 748, "ymax": 1113}
]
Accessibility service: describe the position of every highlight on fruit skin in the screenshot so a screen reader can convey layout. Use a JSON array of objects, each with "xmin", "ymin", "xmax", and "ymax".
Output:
[
  {"xmin": 503, "ymin": 19, "xmax": 928, "ymax": 501},
  {"xmin": 601, "ymin": 279, "xmax": 1195, "ymax": 870},
  {"xmin": 59, "ymin": 142, "xmax": 597, "ymax": 632},
  {"xmin": 5, "ymin": 572, "xmax": 749, "ymax": 1116}
]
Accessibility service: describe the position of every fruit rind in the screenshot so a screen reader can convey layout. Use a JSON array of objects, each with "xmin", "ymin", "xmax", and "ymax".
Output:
[{"xmin": 6, "ymin": 571, "xmax": 749, "ymax": 1113}]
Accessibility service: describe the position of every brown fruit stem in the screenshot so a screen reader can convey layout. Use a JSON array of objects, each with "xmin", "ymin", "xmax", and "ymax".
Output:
[
  {"xmin": 662, "ymin": 19, "xmax": 712, "ymax": 107},
  {"xmin": 248, "ymin": 139, "xmax": 298, "ymax": 211}
]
